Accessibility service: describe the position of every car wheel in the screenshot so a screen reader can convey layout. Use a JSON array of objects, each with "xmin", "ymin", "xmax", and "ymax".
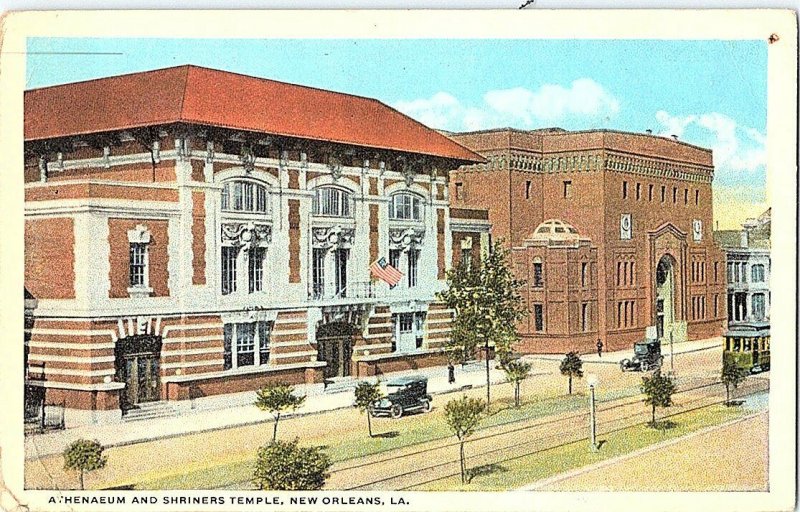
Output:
[
  {"xmin": 641, "ymin": 362, "xmax": 649, "ymax": 372},
  {"xmin": 620, "ymin": 360, "xmax": 628, "ymax": 372},
  {"xmin": 422, "ymin": 400, "xmax": 432, "ymax": 413},
  {"xmin": 390, "ymin": 404, "xmax": 403, "ymax": 419}
]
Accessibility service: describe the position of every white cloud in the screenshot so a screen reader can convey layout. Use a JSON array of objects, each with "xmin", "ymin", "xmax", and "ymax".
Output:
[
  {"xmin": 392, "ymin": 78, "xmax": 620, "ymax": 131},
  {"xmin": 655, "ymin": 110, "xmax": 766, "ymax": 174}
]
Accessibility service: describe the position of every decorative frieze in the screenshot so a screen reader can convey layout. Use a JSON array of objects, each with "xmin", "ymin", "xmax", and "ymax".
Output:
[
  {"xmin": 221, "ymin": 222, "xmax": 272, "ymax": 248},
  {"xmin": 311, "ymin": 225, "xmax": 355, "ymax": 250},
  {"xmin": 389, "ymin": 227, "xmax": 425, "ymax": 250}
]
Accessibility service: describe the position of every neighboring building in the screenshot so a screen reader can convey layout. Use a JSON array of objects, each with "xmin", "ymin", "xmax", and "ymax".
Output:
[
  {"xmin": 23, "ymin": 65, "xmax": 486, "ymax": 425},
  {"xmin": 715, "ymin": 208, "xmax": 771, "ymax": 324},
  {"xmin": 448, "ymin": 128, "xmax": 727, "ymax": 353}
]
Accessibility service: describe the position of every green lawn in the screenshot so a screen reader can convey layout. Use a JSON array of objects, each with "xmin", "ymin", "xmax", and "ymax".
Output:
[
  {"xmin": 413, "ymin": 403, "xmax": 751, "ymax": 491},
  {"xmin": 122, "ymin": 385, "xmax": 647, "ymax": 490}
]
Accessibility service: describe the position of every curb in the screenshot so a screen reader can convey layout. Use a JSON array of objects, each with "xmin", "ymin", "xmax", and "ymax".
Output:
[{"xmin": 518, "ymin": 409, "xmax": 767, "ymax": 490}]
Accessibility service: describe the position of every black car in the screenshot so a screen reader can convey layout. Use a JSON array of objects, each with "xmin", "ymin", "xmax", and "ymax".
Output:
[
  {"xmin": 619, "ymin": 339, "xmax": 664, "ymax": 372},
  {"xmin": 370, "ymin": 376, "xmax": 432, "ymax": 419}
]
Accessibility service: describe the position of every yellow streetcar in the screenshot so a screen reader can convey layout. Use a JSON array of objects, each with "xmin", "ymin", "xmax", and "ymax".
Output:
[{"xmin": 723, "ymin": 322, "xmax": 770, "ymax": 373}]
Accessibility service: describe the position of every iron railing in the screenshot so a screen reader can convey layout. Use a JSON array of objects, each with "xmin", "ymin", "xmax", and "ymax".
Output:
[{"xmin": 308, "ymin": 281, "xmax": 378, "ymax": 301}]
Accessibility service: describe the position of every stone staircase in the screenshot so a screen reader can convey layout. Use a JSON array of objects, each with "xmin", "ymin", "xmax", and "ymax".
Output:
[
  {"xmin": 323, "ymin": 376, "xmax": 358, "ymax": 394},
  {"xmin": 122, "ymin": 401, "xmax": 177, "ymax": 422}
]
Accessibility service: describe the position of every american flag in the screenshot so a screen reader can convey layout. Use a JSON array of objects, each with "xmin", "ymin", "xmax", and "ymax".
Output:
[{"xmin": 370, "ymin": 257, "xmax": 403, "ymax": 286}]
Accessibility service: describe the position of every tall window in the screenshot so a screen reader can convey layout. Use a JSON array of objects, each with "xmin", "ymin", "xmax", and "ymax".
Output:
[
  {"xmin": 461, "ymin": 248, "xmax": 473, "ymax": 269},
  {"xmin": 648, "ymin": 184, "xmax": 654, "ymax": 201},
  {"xmin": 622, "ymin": 181, "xmax": 628, "ymax": 199},
  {"xmin": 221, "ymin": 247, "xmax": 238, "ymax": 295},
  {"xmin": 695, "ymin": 189, "xmax": 700, "ymax": 205},
  {"xmin": 407, "ymin": 250, "xmax": 419, "ymax": 287},
  {"xmin": 389, "ymin": 193, "xmax": 423, "ymax": 221},
  {"xmin": 223, "ymin": 321, "xmax": 272, "ymax": 370},
  {"xmin": 532, "ymin": 260, "xmax": 544, "ymax": 287},
  {"xmin": 533, "ymin": 304, "xmax": 544, "ymax": 331},
  {"xmin": 635, "ymin": 183, "xmax": 641, "ymax": 200},
  {"xmin": 312, "ymin": 248, "xmax": 326, "ymax": 299},
  {"xmin": 313, "ymin": 187, "xmax": 352, "ymax": 217},
  {"xmin": 129, "ymin": 243, "xmax": 147, "ymax": 287},
  {"xmin": 752, "ymin": 293, "xmax": 766, "ymax": 320},
  {"xmin": 581, "ymin": 303, "xmax": 589, "ymax": 332},
  {"xmin": 335, "ymin": 249, "xmax": 349, "ymax": 297},
  {"xmin": 526, "ymin": 180, "xmax": 532, "ymax": 199},
  {"xmin": 222, "ymin": 180, "xmax": 269, "ymax": 213},
  {"xmin": 581, "ymin": 262, "xmax": 588, "ymax": 287},
  {"xmin": 661, "ymin": 185, "xmax": 666, "ymax": 203},
  {"xmin": 563, "ymin": 180, "xmax": 572, "ymax": 198},
  {"xmin": 248, "ymin": 248, "xmax": 266, "ymax": 293},
  {"xmin": 751, "ymin": 264, "xmax": 765, "ymax": 282},
  {"xmin": 455, "ymin": 182, "xmax": 464, "ymax": 200}
]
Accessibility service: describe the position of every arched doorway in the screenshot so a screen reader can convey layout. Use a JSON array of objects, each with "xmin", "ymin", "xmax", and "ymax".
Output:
[
  {"xmin": 316, "ymin": 322, "xmax": 355, "ymax": 379},
  {"xmin": 655, "ymin": 256, "xmax": 676, "ymax": 341}
]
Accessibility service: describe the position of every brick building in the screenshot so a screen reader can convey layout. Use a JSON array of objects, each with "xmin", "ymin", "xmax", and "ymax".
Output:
[
  {"xmin": 448, "ymin": 128, "xmax": 727, "ymax": 354},
  {"xmin": 23, "ymin": 65, "xmax": 488, "ymax": 425}
]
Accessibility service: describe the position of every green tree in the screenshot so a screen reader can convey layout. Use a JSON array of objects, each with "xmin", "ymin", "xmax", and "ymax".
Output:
[
  {"xmin": 253, "ymin": 438, "xmax": 332, "ymax": 490},
  {"xmin": 721, "ymin": 355, "xmax": 748, "ymax": 406},
  {"xmin": 504, "ymin": 359, "xmax": 532, "ymax": 407},
  {"xmin": 444, "ymin": 395, "xmax": 486, "ymax": 484},
  {"xmin": 63, "ymin": 439, "xmax": 107, "ymax": 490},
  {"xmin": 353, "ymin": 381, "xmax": 383, "ymax": 437},
  {"xmin": 559, "ymin": 351, "xmax": 584, "ymax": 395},
  {"xmin": 641, "ymin": 370, "xmax": 677, "ymax": 426},
  {"xmin": 437, "ymin": 240, "xmax": 526, "ymax": 404},
  {"xmin": 255, "ymin": 383, "xmax": 306, "ymax": 442}
]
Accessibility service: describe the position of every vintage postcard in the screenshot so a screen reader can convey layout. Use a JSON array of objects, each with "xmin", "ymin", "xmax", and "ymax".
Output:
[{"xmin": 0, "ymin": 9, "xmax": 796, "ymax": 512}]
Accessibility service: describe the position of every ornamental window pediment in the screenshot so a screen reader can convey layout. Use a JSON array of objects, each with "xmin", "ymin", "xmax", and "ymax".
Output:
[
  {"xmin": 389, "ymin": 227, "xmax": 425, "ymax": 251},
  {"xmin": 311, "ymin": 225, "xmax": 355, "ymax": 251}
]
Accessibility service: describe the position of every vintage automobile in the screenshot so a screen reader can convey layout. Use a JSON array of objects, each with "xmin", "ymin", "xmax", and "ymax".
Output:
[
  {"xmin": 370, "ymin": 376, "xmax": 432, "ymax": 419},
  {"xmin": 619, "ymin": 339, "xmax": 664, "ymax": 372}
]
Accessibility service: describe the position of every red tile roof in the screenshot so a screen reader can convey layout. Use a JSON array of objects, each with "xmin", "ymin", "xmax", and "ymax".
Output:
[{"xmin": 25, "ymin": 65, "xmax": 483, "ymax": 163}]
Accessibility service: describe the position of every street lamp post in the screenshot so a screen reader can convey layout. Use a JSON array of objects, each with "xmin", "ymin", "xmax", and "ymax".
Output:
[
  {"xmin": 485, "ymin": 336, "xmax": 491, "ymax": 407},
  {"xmin": 670, "ymin": 330, "xmax": 674, "ymax": 374},
  {"xmin": 587, "ymin": 374, "xmax": 599, "ymax": 452}
]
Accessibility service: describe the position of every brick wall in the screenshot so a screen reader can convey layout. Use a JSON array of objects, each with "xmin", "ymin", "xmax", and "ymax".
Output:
[{"xmin": 25, "ymin": 217, "xmax": 75, "ymax": 299}]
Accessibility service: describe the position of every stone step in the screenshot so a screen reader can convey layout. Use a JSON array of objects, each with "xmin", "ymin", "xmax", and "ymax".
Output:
[
  {"xmin": 122, "ymin": 402, "xmax": 177, "ymax": 422},
  {"xmin": 323, "ymin": 377, "xmax": 358, "ymax": 394}
]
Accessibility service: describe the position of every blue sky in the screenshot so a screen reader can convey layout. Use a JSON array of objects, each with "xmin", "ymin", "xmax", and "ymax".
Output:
[{"xmin": 27, "ymin": 38, "xmax": 768, "ymax": 227}]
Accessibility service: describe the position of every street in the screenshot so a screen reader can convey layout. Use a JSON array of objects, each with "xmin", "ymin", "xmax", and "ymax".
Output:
[{"xmin": 24, "ymin": 341, "xmax": 769, "ymax": 492}]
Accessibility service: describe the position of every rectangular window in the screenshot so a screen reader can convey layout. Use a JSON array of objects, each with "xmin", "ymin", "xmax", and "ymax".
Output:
[
  {"xmin": 630, "ymin": 261, "xmax": 635, "ymax": 286},
  {"xmin": 751, "ymin": 264, "xmax": 765, "ymax": 282},
  {"xmin": 563, "ymin": 180, "xmax": 572, "ymax": 198},
  {"xmin": 312, "ymin": 248, "xmax": 326, "ymax": 299},
  {"xmin": 389, "ymin": 249, "xmax": 401, "ymax": 272},
  {"xmin": 684, "ymin": 188, "xmax": 688, "ymax": 205},
  {"xmin": 248, "ymin": 247, "xmax": 265, "ymax": 293},
  {"xmin": 715, "ymin": 261, "xmax": 719, "ymax": 282},
  {"xmin": 258, "ymin": 321, "xmax": 271, "ymax": 365},
  {"xmin": 695, "ymin": 189, "xmax": 700, "ymax": 205},
  {"xmin": 407, "ymin": 250, "xmax": 419, "ymax": 288},
  {"xmin": 533, "ymin": 262, "xmax": 544, "ymax": 287},
  {"xmin": 581, "ymin": 262, "xmax": 588, "ymax": 287},
  {"xmin": 455, "ymin": 182, "xmax": 463, "ymax": 201},
  {"xmin": 727, "ymin": 262, "xmax": 734, "ymax": 283},
  {"xmin": 661, "ymin": 185, "xmax": 666, "ymax": 203},
  {"xmin": 335, "ymin": 249, "xmax": 348, "ymax": 297},
  {"xmin": 714, "ymin": 295, "xmax": 719, "ymax": 317},
  {"xmin": 526, "ymin": 180, "xmax": 532, "ymax": 199},
  {"xmin": 399, "ymin": 313, "xmax": 414, "ymax": 333},
  {"xmin": 243, "ymin": 182, "xmax": 254, "ymax": 211},
  {"xmin": 636, "ymin": 183, "xmax": 641, "ymax": 200},
  {"xmin": 617, "ymin": 302, "xmax": 623, "ymax": 328},
  {"xmin": 256, "ymin": 185, "xmax": 268, "ymax": 212},
  {"xmin": 649, "ymin": 184, "xmax": 654, "ymax": 201},
  {"xmin": 461, "ymin": 248, "xmax": 473, "ymax": 269},
  {"xmin": 581, "ymin": 303, "xmax": 589, "ymax": 332},
  {"xmin": 673, "ymin": 187, "xmax": 678, "ymax": 203},
  {"xmin": 129, "ymin": 243, "xmax": 147, "ymax": 287},
  {"xmin": 533, "ymin": 304, "xmax": 544, "ymax": 331},
  {"xmin": 752, "ymin": 293, "xmax": 766, "ymax": 320},
  {"xmin": 236, "ymin": 322, "xmax": 256, "ymax": 368},
  {"xmin": 223, "ymin": 324, "xmax": 234, "ymax": 370},
  {"xmin": 233, "ymin": 181, "xmax": 244, "ymax": 210},
  {"xmin": 221, "ymin": 246, "xmax": 238, "ymax": 295},
  {"xmin": 415, "ymin": 313, "xmax": 425, "ymax": 348},
  {"xmin": 622, "ymin": 181, "xmax": 628, "ymax": 199}
]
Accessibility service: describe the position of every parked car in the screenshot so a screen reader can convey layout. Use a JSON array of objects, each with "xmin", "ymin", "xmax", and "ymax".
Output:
[
  {"xmin": 370, "ymin": 376, "xmax": 432, "ymax": 419},
  {"xmin": 619, "ymin": 339, "xmax": 664, "ymax": 372}
]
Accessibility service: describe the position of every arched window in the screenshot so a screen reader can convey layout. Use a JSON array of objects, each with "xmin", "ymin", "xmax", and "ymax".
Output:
[
  {"xmin": 313, "ymin": 187, "xmax": 353, "ymax": 217},
  {"xmin": 389, "ymin": 193, "xmax": 423, "ymax": 221},
  {"xmin": 221, "ymin": 180, "xmax": 269, "ymax": 213}
]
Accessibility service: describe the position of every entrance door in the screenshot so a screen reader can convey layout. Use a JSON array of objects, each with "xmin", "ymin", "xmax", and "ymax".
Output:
[
  {"xmin": 655, "ymin": 256, "xmax": 675, "ymax": 342},
  {"xmin": 316, "ymin": 322, "xmax": 354, "ymax": 379},
  {"xmin": 123, "ymin": 354, "xmax": 160, "ymax": 405}
]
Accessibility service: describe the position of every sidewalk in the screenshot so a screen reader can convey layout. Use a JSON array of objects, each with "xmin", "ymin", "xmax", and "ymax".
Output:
[
  {"xmin": 25, "ymin": 359, "xmax": 513, "ymax": 460},
  {"xmin": 25, "ymin": 336, "xmax": 721, "ymax": 460},
  {"xmin": 527, "ymin": 336, "xmax": 721, "ymax": 365}
]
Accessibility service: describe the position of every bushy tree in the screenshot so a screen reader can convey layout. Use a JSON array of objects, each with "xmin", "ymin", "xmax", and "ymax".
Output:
[
  {"xmin": 641, "ymin": 370, "xmax": 677, "ymax": 426},
  {"xmin": 353, "ymin": 381, "xmax": 383, "ymax": 437},
  {"xmin": 437, "ymin": 241, "xmax": 526, "ymax": 405},
  {"xmin": 721, "ymin": 356, "xmax": 748, "ymax": 406},
  {"xmin": 559, "ymin": 351, "xmax": 584, "ymax": 395},
  {"xmin": 504, "ymin": 359, "xmax": 532, "ymax": 407},
  {"xmin": 444, "ymin": 395, "xmax": 486, "ymax": 484},
  {"xmin": 255, "ymin": 383, "xmax": 306, "ymax": 442},
  {"xmin": 253, "ymin": 438, "xmax": 332, "ymax": 490},
  {"xmin": 63, "ymin": 439, "xmax": 107, "ymax": 490}
]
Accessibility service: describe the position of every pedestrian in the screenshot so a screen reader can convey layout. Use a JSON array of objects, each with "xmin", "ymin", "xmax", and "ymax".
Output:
[
  {"xmin": 596, "ymin": 338, "xmax": 603, "ymax": 358},
  {"xmin": 448, "ymin": 362, "xmax": 455, "ymax": 384}
]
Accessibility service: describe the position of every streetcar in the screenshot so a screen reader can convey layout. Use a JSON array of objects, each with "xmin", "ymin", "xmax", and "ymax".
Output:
[{"xmin": 723, "ymin": 321, "xmax": 770, "ymax": 373}]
